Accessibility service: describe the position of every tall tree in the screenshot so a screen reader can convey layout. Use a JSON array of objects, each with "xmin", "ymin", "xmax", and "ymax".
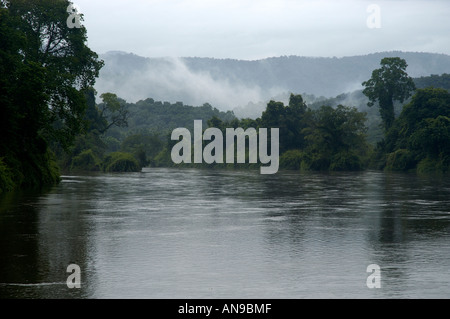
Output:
[
  {"xmin": 97, "ymin": 93, "xmax": 129, "ymax": 134},
  {"xmin": 362, "ymin": 57, "xmax": 415, "ymax": 131},
  {"xmin": 0, "ymin": 0, "xmax": 103, "ymax": 190},
  {"xmin": 285, "ymin": 93, "xmax": 308, "ymax": 150}
]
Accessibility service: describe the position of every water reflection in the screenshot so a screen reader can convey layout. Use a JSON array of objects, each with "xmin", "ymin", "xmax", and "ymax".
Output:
[
  {"xmin": 1, "ymin": 168, "xmax": 450, "ymax": 298},
  {"xmin": 0, "ymin": 188, "xmax": 86, "ymax": 298}
]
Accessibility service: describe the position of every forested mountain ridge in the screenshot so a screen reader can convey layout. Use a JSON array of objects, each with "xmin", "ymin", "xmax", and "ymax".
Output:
[{"xmin": 95, "ymin": 51, "xmax": 450, "ymax": 110}]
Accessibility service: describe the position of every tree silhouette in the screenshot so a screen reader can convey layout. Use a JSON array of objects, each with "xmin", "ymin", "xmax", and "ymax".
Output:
[{"xmin": 362, "ymin": 57, "xmax": 416, "ymax": 131}]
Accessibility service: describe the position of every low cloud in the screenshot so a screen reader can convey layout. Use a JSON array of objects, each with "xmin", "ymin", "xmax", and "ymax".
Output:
[{"xmin": 95, "ymin": 55, "xmax": 275, "ymax": 110}]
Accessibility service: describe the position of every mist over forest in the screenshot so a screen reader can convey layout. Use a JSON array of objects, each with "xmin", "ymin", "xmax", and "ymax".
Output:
[
  {"xmin": 4, "ymin": 0, "xmax": 450, "ymax": 301},
  {"xmin": 95, "ymin": 50, "xmax": 450, "ymax": 117},
  {"xmin": 3, "ymin": 0, "xmax": 450, "ymax": 192}
]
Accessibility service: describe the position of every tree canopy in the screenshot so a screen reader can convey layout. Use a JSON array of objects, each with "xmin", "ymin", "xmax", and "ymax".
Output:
[
  {"xmin": 362, "ymin": 57, "xmax": 416, "ymax": 131},
  {"xmin": 0, "ymin": 0, "xmax": 103, "ymax": 191},
  {"xmin": 260, "ymin": 93, "xmax": 308, "ymax": 153},
  {"xmin": 381, "ymin": 88, "xmax": 450, "ymax": 172}
]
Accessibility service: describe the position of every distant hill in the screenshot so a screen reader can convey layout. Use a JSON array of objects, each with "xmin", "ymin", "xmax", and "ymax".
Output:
[
  {"xmin": 414, "ymin": 73, "xmax": 450, "ymax": 90},
  {"xmin": 127, "ymin": 99, "xmax": 235, "ymax": 135},
  {"xmin": 232, "ymin": 73, "xmax": 450, "ymax": 120},
  {"xmin": 95, "ymin": 51, "xmax": 450, "ymax": 113}
]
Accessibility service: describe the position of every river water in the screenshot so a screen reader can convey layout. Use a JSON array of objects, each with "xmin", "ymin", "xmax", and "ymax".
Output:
[{"xmin": 1, "ymin": 168, "xmax": 450, "ymax": 299}]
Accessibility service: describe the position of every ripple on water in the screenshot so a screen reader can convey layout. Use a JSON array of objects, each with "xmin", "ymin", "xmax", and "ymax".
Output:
[{"xmin": 1, "ymin": 168, "xmax": 450, "ymax": 298}]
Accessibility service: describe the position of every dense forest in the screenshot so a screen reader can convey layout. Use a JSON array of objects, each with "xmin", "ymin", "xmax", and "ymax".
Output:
[
  {"xmin": 50, "ymin": 69, "xmax": 450, "ymax": 176},
  {"xmin": 1, "ymin": 0, "xmax": 450, "ymax": 194},
  {"xmin": 91, "ymin": 70, "xmax": 450, "ymax": 174},
  {"xmin": 54, "ymin": 94, "xmax": 237, "ymax": 173},
  {"xmin": 0, "ymin": 0, "xmax": 103, "ymax": 193}
]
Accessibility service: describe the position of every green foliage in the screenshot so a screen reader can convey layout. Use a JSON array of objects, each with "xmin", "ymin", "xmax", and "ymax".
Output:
[
  {"xmin": 378, "ymin": 88, "xmax": 450, "ymax": 173},
  {"xmin": 368, "ymin": 141, "xmax": 388, "ymax": 170},
  {"xmin": 54, "ymin": 131, "xmax": 107, "ymax": 172},
  {"xmin": 71, "ymin": 149, "xmax": 101, "ymax": 171},
  {"xmin": 153, "ymin": 148, "xmax": 174, "ymax": 168},
  {"xmin": 279, "ymin": 150, "xmax": 304, "ymax": 170},
  {"xmin": 102, "ymin": 152, "xmax": 141, "ymax": 172},
  {"xmin": 161, "ymin": 95, "xmax": 370, "ymax": 172},
  {"xmin": 103, "ymin": 136, "xmax": 121, "ymax": 152},
  {"xmin": 260, "ymin": 94, "xmax": 308, "ymax": 153},
  {"xmin": 409, "ymin": 116, "xmax": 450, "ymax": 158},
  {"xmin": 302, "ymin": 105, "xmax": 369, "ymax": 171},
  {"xmin": 9, "ymin": 146, "xmax": 61, "ymax": 189},
  {"xmin": 97, "ymin": 93, "xmax": 129, "ymax": 134},
  {"xmin": 385, "ymin": 149, "xmax": 416, "ymax": 171},
  {"xmin": 54, "ymin": 88, "xmax": 135, "ymax": 172},
  {"xmin": 302, "ymin": 152, "xmax": 331, "ymax": 171},
  {"xmin": 0, "ymin": 158, "xmax": 15, "ymax": 194},
  {"xmin": 392, "ymin": 88, "xmax": 450, "ymax": 150},
  {"xmin": 416, "ymin": 156, "xmax": 450, "ymax": 174},
  {"xmin": 414, "ymin": 73, "xmax": 450, "ymax": 91},
  {"xmin": 120, "ymin": 133, "xmax": 164, "ymax": 167},
  {"xmin": 3, "ymin": 0, "xmax": 104, "ymax": 149},
  {"xmin": 0, "ymin": 0, "xmax": 103, "ymax": 192},
  {"xmin": 108, "ymin": 99, "xmax": 236, "ymax": 140},
  {"xmin": 330, "ymin": 151, "xmax": 363, "ymax": 171},
  {"xmin": 165, "ymin": 97, "xmax": 371, "ymax": 172},
  {"xmin": 362, "ymin": 57, "xmax": 416, "ymax": 131}
]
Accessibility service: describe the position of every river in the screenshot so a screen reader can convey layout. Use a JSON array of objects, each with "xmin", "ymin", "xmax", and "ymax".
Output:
[{"xmin": 1, "ymin": 168, "xmax": 450, "ymax": 298}]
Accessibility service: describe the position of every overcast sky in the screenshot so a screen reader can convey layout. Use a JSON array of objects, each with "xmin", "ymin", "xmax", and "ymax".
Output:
[{"xmin": 74, "ymin": 0, "xmax": 450, "ymax": 60}]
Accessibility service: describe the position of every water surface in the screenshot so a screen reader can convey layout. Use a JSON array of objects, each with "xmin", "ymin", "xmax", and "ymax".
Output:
[{"xmin": 1, "ymin": 168, "xmax": 450, "ymax": 298}]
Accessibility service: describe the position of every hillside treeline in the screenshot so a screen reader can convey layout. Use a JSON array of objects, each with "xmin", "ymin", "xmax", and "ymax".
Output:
[{"xmin": 2, "ymin": 0, "xmax": 450, "ymax": 194}]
